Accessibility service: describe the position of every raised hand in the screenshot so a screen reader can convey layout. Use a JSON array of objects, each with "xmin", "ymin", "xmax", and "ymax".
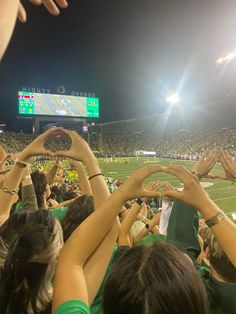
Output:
[
  {"xmin": 142, "ymin": 181, "xmax": 162, "ymax": 202},
  {"xmin": 118, "ymin": 166, "xmax": 163, "ymax": 202},
  {"xmin": 192, "ymin": 149, "xmax": 218, "ymax": 179},
  {"xmin": 161, "ymin": 166, "xmax": 210, "ymax": 210},
  {"xmin": 219, "ymin": 149, "xmax": 236, "ymax": 181},
  {"xmin": 18, "ymin": 0, "xmax": 68, "ymax": 23},
  {"xmin": 19, "ymin": 128, "xmax": 65, "ymax": 162},
  {"xmin": 55, "ymin": 130, "xmax": 95, "ymax": 163}
]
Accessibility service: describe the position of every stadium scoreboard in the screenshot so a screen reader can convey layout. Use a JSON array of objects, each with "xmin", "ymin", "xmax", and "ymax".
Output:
[{"xmin": 18, "ymin": 91, "xmax": 99, "ymax": 118}]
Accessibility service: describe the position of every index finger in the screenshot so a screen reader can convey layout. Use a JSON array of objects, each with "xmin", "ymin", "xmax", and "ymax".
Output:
[
  {"xmin": 133, "ymin": 165, "xmax": 163, "ymax": 182},
  {"xmin": 18, "ymin": 2, "xmax": 27, "ymax": 23},
  {"xmin": 163, "ymin": 166, "xmax": 196, "ymax": 185},
  {"xmin": 42, "ymin": 0, "xmax": 60, "ymax": 15}
]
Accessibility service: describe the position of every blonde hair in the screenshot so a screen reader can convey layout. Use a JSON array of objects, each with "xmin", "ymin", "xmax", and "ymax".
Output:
[{"xmin": 0, "ymin": 210, "xmax": 63, "ymax": 314}]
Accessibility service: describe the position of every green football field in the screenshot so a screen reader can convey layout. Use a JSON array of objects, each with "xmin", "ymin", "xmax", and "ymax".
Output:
[{"xmin": 98, "ymin": 157, "xmax": 236, "ymax": 215}]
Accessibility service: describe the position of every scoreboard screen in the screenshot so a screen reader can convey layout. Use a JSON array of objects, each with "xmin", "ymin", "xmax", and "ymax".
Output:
[{"xmin": 18, "ymin": 91, "xmax": 99, "ymax": 118}]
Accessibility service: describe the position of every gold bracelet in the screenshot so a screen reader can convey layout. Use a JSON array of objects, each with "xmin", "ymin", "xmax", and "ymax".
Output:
[{"xmin": 0, "ymin": 182, "xmax": 19, "ymax": 195}]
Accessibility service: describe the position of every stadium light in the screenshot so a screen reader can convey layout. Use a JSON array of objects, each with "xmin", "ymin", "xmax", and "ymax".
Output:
[
  {"xmin": 216, "ymin": 52, "xmax": 236, "ymax": 64},
  {"xmin": 166, "ymin": 93, "xmax": 180, "ymax": 105}
]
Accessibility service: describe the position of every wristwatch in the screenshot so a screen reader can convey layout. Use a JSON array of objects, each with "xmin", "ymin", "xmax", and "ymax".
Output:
[{"xmin": 205, "ymin": 211, "xmax": 225, "ymax": 228}]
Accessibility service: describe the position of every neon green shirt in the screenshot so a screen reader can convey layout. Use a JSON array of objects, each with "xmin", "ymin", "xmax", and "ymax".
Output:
[
  {"xmin": 50, "ymin": 206, "xmax": 68, "ymax": 222},
  {"xmin": 54, "ymin": 300, "xmax": 90, "ymax": 314}
]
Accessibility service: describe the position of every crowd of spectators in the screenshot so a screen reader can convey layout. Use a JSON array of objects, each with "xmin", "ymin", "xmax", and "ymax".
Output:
[
  {"xmin": 96, "ymin": 110, "xmax": 236, "ymax": 156},
  {"xmin": 2, "ymin": 109, "xmax": 236, "ymax": 159},
  {"xmin": 0, "ymin": 128, "xmax": 235, "ymax": 314},
  {"xmin": 0, "ymin": 2, "xmax": 235, "ymax": 314}
]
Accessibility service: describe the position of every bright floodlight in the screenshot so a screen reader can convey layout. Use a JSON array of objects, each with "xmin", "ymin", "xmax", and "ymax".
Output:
[
  {"xmin": 166, "ymin": 93, "xmax": 180, "ymax": 105},
  {"xmin": 216, "ymin": 52, "xmax": 236, "ymax": 64}
]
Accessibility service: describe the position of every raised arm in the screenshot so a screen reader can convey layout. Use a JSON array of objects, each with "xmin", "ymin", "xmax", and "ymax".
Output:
[
  {"xmin": 69, "ymin": 159, "xmax": 92, "ymax": 196},
  {"xmin": 20, "ymin": 165, "xmax": 38, "ymax": 211},
  {"xmin": 118, "ymin": 182, "xmax": 162, "ymax": 247},
  {"xmin": 56, "ymin": 130, "xmax": 116, "ymax": 304},
  {"xmin": 0, "ymin": 0, "xmax": 69, "ymax": 61},
  {"xmin": 0, "ymin": 128, "xmax": 64, "ymax": 225},
  {"xmin": 134, "ymin": 212, "xmax": 160, "ymax": 244},
  {"xmin": 191, "ymin": 149, "xmax": 218, "ymax": 179},
  {"xmin": 0, "ymin": 0, "xmax": 19, "ymax": 60},
  {"xmin": 46, "ymin": 158, "xmax": 61, "ymax": 185},
  {"xmin": 162, "ymin": 165, "xmax": 236, "ymax": 267},
  {"xmin": 52, "ymin": 165, "xmax": 163, "ymax": 312},
  {"xmin": 118, "ymin": 201, "xmax": 143, "ymax": 247}
]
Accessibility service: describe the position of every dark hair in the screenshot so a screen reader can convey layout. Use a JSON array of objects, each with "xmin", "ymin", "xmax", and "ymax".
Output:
[
  {"xmin": 31, "ymin": 170, "xmax": 48, "ymax": 209},
  {"xmin": 0, "ymin": 210, "xmax": 63, "ymax": 314},
  {"xmin": 103, "ymin": 242, "xmax": 208, "ymax": 314},
  {"xmin": 62, "ymin": 190, "xmax": 77, "ymax": 201},
  {"xmin": 51, "ymin": 185, "xmax": 62, "ymax": 202},
  {"xmin": 61, "ymin": 195, "xmax": 94, "ymax": 242}
]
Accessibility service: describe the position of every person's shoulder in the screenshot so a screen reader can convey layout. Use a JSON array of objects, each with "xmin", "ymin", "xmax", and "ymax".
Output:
[{"xmin": 54, "ymin": 300, "xmax": 90, "ymax": 314}]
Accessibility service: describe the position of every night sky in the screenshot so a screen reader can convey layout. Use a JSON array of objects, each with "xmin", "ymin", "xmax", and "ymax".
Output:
[{"xmin": 1, "ymin": 0, "xmax": 236, "ymax": 132}]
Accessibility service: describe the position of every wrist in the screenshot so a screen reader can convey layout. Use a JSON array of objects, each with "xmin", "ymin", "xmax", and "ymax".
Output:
[
  {"xmin": 196, "ymin": 198, "xmax": 220, "ymax": 220},
  {"xmin": 86, "ymin": 158, "xmax": 101, "ymax": 175},
  {"xmin": 18, "ymin": 151, "xmax": 31, "ymax": 163},
  {"xmin": 192, "ymin": 171, "xmax": 202, "ymax": 180}
]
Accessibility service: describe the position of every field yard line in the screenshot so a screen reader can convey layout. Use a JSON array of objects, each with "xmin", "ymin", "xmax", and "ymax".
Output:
[
  {"xmin": 212, "ymin": 195, "xmax": 236, "ymax": 201},
  {"xmin": 226, "ymin": 209, "xmax": 236, "ymax": 214},
  {"xmin": 207, "ymin": 186, "xmax": 236, "ymax": 192}
]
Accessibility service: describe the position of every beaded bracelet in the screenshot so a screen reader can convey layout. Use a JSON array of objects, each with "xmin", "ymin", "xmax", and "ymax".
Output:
[{"xmin": 0, "ymin": 182, "xmax": 19, "ymax": 195}]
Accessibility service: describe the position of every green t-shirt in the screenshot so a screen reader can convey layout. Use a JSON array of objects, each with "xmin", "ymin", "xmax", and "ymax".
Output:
[
  {"xmin": 167, "ymin": 200, "xmax": 200, "ymax": 261},
  {"xmin": 50, "ymin": 206, "xmax": 68, "ymax": 222},
  {"xmin": 137, "ymin": 233, "xmax": 166, "ymax": 246},
  {"xmin": 90, "ymin": 245, "xmax": 118, "ymax": 314},
  {"xmin": 200, "ymin": 267, "xmax": 236, "ymax": 314},
  {"xmin": 54, "ymin": 300, "xmax": 90, "ymax": 314}
]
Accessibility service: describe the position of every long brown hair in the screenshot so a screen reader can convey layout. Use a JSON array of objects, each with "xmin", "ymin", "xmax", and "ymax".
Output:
[
  {"xmin": 103, "ymin": 241, "xmax": 208, "ymax": 314},
  {"xmin": 61, "ymin": 195, "xmax": 94, "ymax": 242}
]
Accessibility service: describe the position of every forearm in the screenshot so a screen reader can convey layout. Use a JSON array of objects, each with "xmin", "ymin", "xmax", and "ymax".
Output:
[
  {"xmin": 197, "ymin": 199, "xmax": 236, "ymax": 267},
  {"xmin": 75, "ymin": 163, "xmax": 92, "ymax": 195},
  {"xmin": 20, "ymin": 166, "xmax": 38, "ymax": 211},
  {"xmin": 0, "ymin": 163, "xmax": 25, "ymax": 222},
  {"xmin": 84, "ymin": 222, "xmax": 119, "ymax": 305},
  {"xmin": 120, "ymin": 202, "xmax": 142, "ymax": 235},
  {"xmin": 134, "ymin": 214, "xmax": 160, "ymax": 243},
  {"xmin": 21, "ymin": 183, "xmax": 38, "ymax": 211},
  {"xmin": 0, "ymin": 0, "xmax": 19, "ymax": 60},
  {"xmin": 46, "ymin": 163, "xmax": 58, "ymax": 185},
  {"xmin": 54, "ymin": 198, "xmax": 76, "ymax": 209},
  {"xmin": 85, "ymin": 157, "xmax": 110, "ymax": 208}
]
